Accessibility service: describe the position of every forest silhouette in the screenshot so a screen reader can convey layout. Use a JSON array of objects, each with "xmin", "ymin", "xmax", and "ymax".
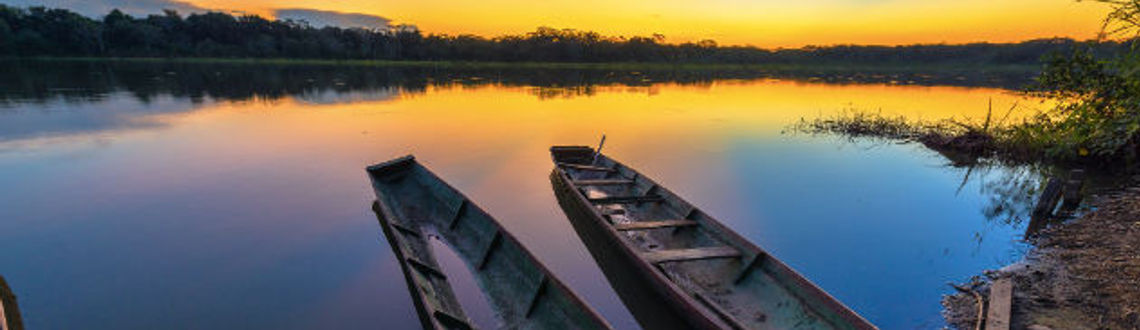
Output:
[{"xmin": 0, "ymin": 5, "xmax": 1127, "ymax": 65}]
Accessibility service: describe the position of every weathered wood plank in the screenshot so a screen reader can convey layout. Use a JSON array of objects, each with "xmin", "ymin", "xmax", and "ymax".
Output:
[
  {"xmin": 559, "ymin": 163, "xmax": 617, "ymax": 172},
  {"xmin": 1031, "ymin": 178, "xmax": 1064, "ymax": 220},
  {"xmin": 1061, "ymin": 169, "xmax": 1086, "ymax": 212},
  {"xmin": 642, "ymin": 246, "xmax": 741, "ymax": 264},
  {"xmin": 573, "ymin": 179, "xmax": 634, "ymax": 186},
  {"xmin": 1026, "ymin": 178, "xmax": 1065, "ymax": 237},
  {"xmin": 613, "ymin": 220, "xmax": 698, "ymax": 231},
  {"xmin": 588, "ymin": 195, "xmax": 664, "ymax": 204},
  {"xmin": 986, "ymin": 278, "xmax": 1012, "ymax": 330}
]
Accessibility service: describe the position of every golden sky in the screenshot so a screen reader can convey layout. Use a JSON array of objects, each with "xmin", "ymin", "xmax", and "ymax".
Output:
[{"xmin": 184, "ymin": 0, "xmax": 1111, "ymax": 47}]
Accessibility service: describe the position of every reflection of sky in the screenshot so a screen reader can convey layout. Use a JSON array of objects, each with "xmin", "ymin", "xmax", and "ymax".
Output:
[
  {"xmin": 0, "ymin": 93, "xmax": 199, "ymax": 146},
  {"xmin": 0, "ymin": 79, "xmax": 1034, "ymax": 329},
  {"xmin": 0, "ymin": 88, "xmax": 402, "ymax": 151}
]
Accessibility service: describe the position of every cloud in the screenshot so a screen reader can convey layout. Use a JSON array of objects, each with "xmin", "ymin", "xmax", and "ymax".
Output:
[
  {"xmin": 0, "ymin": 0, "xmax": 207, "ymax": 17},
  {"xmin": 275, "ymin": 8, "xmax": 391, "ymax": 30},
  {"xmin": 0, "ymin": 1, "xmax": 393, "ymax": 30}
]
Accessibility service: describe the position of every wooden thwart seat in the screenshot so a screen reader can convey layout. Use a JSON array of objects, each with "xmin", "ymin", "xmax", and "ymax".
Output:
[
  {"xmin": 558, "ymin": 163, "xmax": 617, "ymax": 172},
  {"xmin": 573, "ymin": 179, "xmax": 634, "ymax": 186},
  {"xmin": 588, "ymin": 195, "xmax": 664, "ymax": 204},
  {"xmin": 613, "ymin": 220, "xmax": 698, "ymax": 231},
  {"xmin": 642, "ymin": 246, "xmax": 741, "ymax": 264}
]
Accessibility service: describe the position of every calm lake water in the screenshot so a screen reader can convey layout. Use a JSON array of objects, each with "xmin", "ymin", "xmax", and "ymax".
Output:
[{"xmin": 0, "ymin": 61, "xmax": 1046, "ymax": 329}]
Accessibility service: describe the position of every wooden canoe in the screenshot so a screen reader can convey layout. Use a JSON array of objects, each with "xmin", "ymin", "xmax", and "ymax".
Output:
[
  {"xmin": 0, "ymin": 275, "xmax": 22, "ymax": 330},
  {"xmin": 549, "ymin": 146, "xmax": 876, "ymax": 330},
  {"xmin": 367, "ymin": 156, "xmax": 611, "ymax": 330}
]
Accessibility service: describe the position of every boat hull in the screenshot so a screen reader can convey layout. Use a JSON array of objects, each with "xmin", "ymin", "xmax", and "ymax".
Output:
[{"xmin": 549, "ymin": 146, "xmax": 876, "ymax": 330}]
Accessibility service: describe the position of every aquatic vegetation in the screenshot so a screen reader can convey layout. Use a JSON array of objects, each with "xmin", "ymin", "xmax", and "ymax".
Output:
[
  {"xmin": 797, "ymin": 2, "xmax": 1140, "ymax": 170},
  {"xmin": 790, "ymin": 103, "xmax": 1016, "ymax": 166}
]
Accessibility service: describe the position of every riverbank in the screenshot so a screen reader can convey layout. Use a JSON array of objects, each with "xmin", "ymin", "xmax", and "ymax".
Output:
[{"xmin": 942, "ymin": 180, "xmax": 1140, "ymax": 329}]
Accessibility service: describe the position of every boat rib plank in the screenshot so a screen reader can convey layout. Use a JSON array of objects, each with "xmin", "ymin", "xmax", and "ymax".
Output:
[
  {"xmin": 733, "ymin": 253, "xmax": 762, "ymax": 284},
  {"xmin": 448, "ymin": 200, "xmax": 467, "ymax": 230},
  {"xmin": 476, "ymin": 231, "xmax": 503, "ymax": 270},
  {"xmin": 524, "ymin": 276, "xmax": 549, "ymax": 318},
  {"xmin": 613, "ymin": 220, "xmax": 698, "ymax": 231},
  {"xmin": 559, "ymin": 163, "xmax": 617, "ymax": 172},
  {"xmin": 642, "ymin": 246, "xmax": 741, "ymax": 264},
  {"xmin": 588, "ymin": 195, "xmax": 664, "ymax": 204},
  {"xmin": 573, "ymin": 179, "xmax": 634, "ymax": 186}
]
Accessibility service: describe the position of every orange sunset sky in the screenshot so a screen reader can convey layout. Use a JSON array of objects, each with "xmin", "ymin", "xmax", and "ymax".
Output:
[
  {"xmin": 185, "ymin": 0, "xmax": 1113, "ymax": 47},
  {"xmin": 57, "ymin": 0, "xmax": 1125, "ymax": 47}
]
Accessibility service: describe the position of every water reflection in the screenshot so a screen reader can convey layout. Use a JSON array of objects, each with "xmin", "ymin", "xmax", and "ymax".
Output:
[
  {"xmin": 0, "ymin": 59, "xmax": 1035, "ymax": 106},
  {"xmin": 0, "ymin": 62, "xmax": 1046, "ymax": 329}
]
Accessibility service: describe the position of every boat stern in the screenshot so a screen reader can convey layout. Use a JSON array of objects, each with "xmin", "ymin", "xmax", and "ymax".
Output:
[{"xmin": 550, "ymin": 146, "xmax": 596, "ymax": 165}]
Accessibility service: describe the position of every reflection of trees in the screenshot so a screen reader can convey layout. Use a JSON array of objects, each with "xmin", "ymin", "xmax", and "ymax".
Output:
[
  {"xmin": 528, "ymin": 86, "xmax": 596, "ymax": 100},
  {"xmin": 526, "ymin": 85, "xmax": 665, "ymax": 100},
  {"xmin": 0, "ymin": 60, "xmax": 1036, "ymax": 107},
  {"xmin": 972, "ymin": 165, "xmax": 1047, "ymax": 228}
]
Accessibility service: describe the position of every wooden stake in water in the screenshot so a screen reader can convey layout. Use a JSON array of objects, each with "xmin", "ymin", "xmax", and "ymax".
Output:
[{"xmin": 592, "ymin": 134, "xmax": 607, "ymax": 165}]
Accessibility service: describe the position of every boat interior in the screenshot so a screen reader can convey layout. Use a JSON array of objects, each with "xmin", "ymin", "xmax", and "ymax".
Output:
[{"xmin": 369, "ymin": 156, "xmax": 609, "ymax": 329}]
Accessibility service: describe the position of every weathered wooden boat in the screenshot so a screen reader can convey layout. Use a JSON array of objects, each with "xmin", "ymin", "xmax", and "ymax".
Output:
[
  {"xmin": 367, "ymin": 156, "xmax": 611, "ymax": 330},
  {"xmin": 0, "ymin": 275, "xmax": 22, "ymax": 330},
  {"xmin": 549, "ymin": 146, "xmax": 876, "ymax": 330}
]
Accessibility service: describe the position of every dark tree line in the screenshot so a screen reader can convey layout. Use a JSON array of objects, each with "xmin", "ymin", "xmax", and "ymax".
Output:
[{"xmin": 0, "ymin": 5, "xmax": 1127, "ymax": 64}]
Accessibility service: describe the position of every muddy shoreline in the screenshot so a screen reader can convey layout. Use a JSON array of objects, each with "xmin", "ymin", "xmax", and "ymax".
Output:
[{"xmin": 942, "ymin": 180, "xmax": 1140, "ymax": 329}]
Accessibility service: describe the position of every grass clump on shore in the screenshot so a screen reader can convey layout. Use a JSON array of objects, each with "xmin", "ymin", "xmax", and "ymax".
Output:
[{"xmin": 792, "ymin": 103, "xmax": 1014, "ymax": 166}]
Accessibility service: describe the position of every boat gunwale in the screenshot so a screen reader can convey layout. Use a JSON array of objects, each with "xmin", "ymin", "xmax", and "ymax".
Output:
[
  {"xmin": 550, "ymin": 146, "xmax": 876, "ymax": 329},
  {"xmin": 367, "ymin": 155, "xmax": 612, "ymax": 330}
]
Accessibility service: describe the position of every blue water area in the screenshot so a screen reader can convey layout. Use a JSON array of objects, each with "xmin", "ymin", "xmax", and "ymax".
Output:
[{"xmin": 0, "ymin": 63, "xmax": 1034, "ymax": 329}]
